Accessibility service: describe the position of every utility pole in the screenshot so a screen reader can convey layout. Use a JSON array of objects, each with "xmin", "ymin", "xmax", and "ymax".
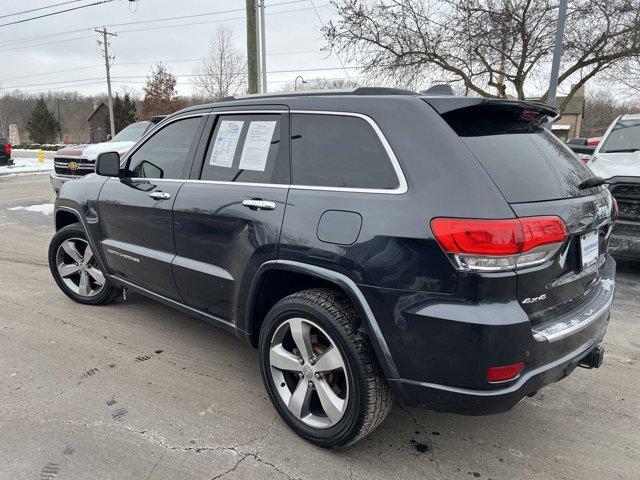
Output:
[
  {"xmin": 259, "ymin": 0, "xmax": 267, "ymax": 93},
  {"xmin": 95, "ymin": 27, "xmax": 117, "ymax": 137},
  {"xmin": 246, "ymin": 0, "xmax": 259, "ymax": 94},
  {"xmin": 547, "ymin": 0, "xmax": 568, "ymax": 109}
]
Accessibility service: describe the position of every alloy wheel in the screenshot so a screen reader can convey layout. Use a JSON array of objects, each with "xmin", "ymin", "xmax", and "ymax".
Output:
[
  {"xmin": 269, "ymin": 317, "xmax": 349, "ymax": 429},
  {"xmin": 55, "ymin": 238, "xmax": 106, "ymax": 297}
]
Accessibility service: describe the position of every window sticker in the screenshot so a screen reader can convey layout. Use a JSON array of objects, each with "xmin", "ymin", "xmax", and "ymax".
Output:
[
  {"xmin": 209, "ymin": 120, "xmax": 244, "ymax": 167},
  {"xmin": 238, "ymin": 121, "xmax": 277, "ymax": 171}
]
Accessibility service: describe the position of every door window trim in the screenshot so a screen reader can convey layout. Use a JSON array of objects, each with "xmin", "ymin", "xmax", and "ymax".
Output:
[
  {"xmin": 122, "ymin": 112, "xmax": 207, "ymax": 180},
  {"xmin": 128, "ymin": 109, "xmax": 408, "ymax": 195}
]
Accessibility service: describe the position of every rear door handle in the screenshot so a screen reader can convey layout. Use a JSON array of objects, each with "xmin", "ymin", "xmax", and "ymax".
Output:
[
  {"xmin": 242, "ymin": 199, "xmax": 276, "ymax": 210},
  {"xmin": 149, "ymin": 191, "xmax": 171, "ymax": 200}
]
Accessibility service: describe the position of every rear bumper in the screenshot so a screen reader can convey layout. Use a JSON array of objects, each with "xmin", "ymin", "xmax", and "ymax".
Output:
[
  {"xmin": 361, "ymin": 255, "xmax": 616, "ymax": 415},
  {"xmin": 389, "ymin": 322, "xmax": 607, "ymax": 414}
]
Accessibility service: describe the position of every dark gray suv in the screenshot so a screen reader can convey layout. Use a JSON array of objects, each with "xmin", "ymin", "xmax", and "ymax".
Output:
[{"xmin": 48, "ymin": 89, "xmax": 617, "ymax": 447}]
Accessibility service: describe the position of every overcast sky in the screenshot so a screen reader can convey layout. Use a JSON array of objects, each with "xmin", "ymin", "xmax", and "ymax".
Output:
[{"xmin": 0, "ymin": 0, "xmax": 355, "ymax": 97}]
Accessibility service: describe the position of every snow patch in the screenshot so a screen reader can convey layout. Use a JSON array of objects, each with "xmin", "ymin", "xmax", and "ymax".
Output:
[
  {"xmin": 0, "ymin": 157, "xmax": 53, "ymax": 176},
  {"xmin": 9, "ymin": 203, "xmax": 54, "ymax": 215}
]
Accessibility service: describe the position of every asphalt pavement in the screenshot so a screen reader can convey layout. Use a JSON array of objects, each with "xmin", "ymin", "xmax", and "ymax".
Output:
[{"xmin": 1, "ymin": 174, "xmax": 638, "ymax": 480}]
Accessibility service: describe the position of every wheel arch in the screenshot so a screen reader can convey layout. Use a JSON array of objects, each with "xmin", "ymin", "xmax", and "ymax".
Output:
[
  {"xmin": 54, "ymin": 205, "xmax": 110, "ymax": 276},
  {"xmin": 244, "ymin": 260, "xmax": 399, "ymax": 380},
  {"xmin": 55, "ymin": 209, "xmax": 81, "ymax": 231}
]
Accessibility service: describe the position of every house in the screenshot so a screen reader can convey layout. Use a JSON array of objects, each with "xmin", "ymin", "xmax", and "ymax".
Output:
[{"xmin": 88, "ymin": 102, "xmax": 109, "ymax": 143}]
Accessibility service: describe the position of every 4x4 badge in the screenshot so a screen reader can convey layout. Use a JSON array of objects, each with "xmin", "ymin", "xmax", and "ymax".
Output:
[{"xmin": 522, "ymin": 294, "xmax": 547, "ymax": 304}]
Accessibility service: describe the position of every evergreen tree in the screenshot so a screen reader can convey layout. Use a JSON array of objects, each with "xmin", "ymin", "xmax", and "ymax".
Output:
[
  {"xmin": 26, "ymin": 98, "xmax": 60, "ymax": 144},
  {"xmin": 106, "ymin": 93, "xmax": 138, "ymax": 134}
]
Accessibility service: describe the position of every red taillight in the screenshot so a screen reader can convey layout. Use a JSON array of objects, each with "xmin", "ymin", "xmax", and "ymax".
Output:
[
  {"xmin": 487, "ymin": 362, "xmax": 525, "ymax": 383},
  {"xmin": 430, "ymin": 217, "xmax": 568, "ymax": 255},
  {"xmin": 430, "ymin": 216, "xmax": 568, "ymax": 271},
  {"xmin": 4, "ymin": 143, "xmax": 11, "ymax": 156}
]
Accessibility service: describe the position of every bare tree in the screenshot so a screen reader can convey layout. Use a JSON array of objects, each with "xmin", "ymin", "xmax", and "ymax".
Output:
[
  {"xmin": 324, "ymin": 0, "xmax": 640, "ymax": 111},
  {"xmin": 278, "ymin": 77, "xmax": 363, "ymax": 91},
  {"xmin": 0, "ymin": 92, "xmax": 9, "ymax": 138},
  {"xmin": 192, "ymin": 26, "xmax": 246, "ymax": 101},
  {"xmin": 582, "ymin": 89, "xmax": 640, "ymax": 137},
  {"xmin": 607, "ymin": 59, "xmax": 640, "ymax": 95}
]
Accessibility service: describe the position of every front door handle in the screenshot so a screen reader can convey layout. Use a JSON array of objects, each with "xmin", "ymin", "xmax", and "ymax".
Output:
[
  {"xmin": 242, "ymin": 199, "xmax": 276, "ymax": 210},
  {"xmin": 149, "ymin": 191, "xmax": 171, "ymax": 200}
]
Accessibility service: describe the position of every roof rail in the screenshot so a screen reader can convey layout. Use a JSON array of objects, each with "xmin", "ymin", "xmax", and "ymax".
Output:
[{"xmin": 218, "ymin": 87, "xmax": 419, "ymax": 102}]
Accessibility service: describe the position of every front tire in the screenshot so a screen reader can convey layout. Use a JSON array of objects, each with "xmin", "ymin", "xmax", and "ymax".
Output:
[
  {"xmin": 259, "ymin": 288, "xmax": 392, "ymax": 448},
  {"xmin": 48, "ymin": 223, "xmax": 118, "ymax": 305}
]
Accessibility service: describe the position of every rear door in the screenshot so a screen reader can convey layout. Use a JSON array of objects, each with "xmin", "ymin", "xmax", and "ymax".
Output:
[
  {"xmin": 98, "ymin": 113, "xmax": 207, "ymax": 300},
  {"xmin": 437, "ymin": 101, "xmax": 616, "ymax": 320},
  {"xmin": 171, "ymin": 107, "xmax": 289, "ymax": 322}
]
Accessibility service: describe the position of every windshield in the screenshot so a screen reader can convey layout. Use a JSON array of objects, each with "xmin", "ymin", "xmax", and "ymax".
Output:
[
  {"xmin": 600, "ymin": 118, "xmax": 640, "ymax": 153},
  {"xmin": 110, "ymin": 122, "xmax": 149, "ymax": 143}
]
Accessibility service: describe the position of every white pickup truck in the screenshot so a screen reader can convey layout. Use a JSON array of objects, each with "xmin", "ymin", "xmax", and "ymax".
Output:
[{"xmin": 587, "ymin": 113, "xmax": 640, "ymax": 260}]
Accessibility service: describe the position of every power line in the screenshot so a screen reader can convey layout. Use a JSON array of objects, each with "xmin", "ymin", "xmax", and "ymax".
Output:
[
  {"xmin": 0, "ymin": 51, "xmax": 323, "ymax": 83},
  {"xmin": 0, "ymin": 0, "xmax": 88, "ymax": 20},
  {"xmin": 0, "ymin": 0, "xmax": 115, "ymax": 28},
  {"xmin": 0, "ymin": 65, "xmax": 103, "ymax": 82},
  {"xmin": 308, "ymin": 0, "xmax": 351, "ymax": 81},
  {"xmin": 0, "ymin": 35, "xmax": 95, "ymax": 54},
  {"xmin": 1, "ymin": 65, "xmax": 361, "ymax": 90},
  {"xmin": 0, "ymin": 28, "xmax": 89, "ymax": 47},
  {"xmin": 102, "ymin": 0, "xmax": 306, "ymax": 28},
  {"xmin": 1, "ymin": 2, "xmax": 328, "ymax": 49},
  {"xmin": 1, "ymin": 77, "xmax": 104, "ymax": 89}
]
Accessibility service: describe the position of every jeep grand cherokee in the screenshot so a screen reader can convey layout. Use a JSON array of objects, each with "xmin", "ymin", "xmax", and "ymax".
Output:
[{"xmin": 48, "ymin": 88, "xmax": 617, "ymax": 448}]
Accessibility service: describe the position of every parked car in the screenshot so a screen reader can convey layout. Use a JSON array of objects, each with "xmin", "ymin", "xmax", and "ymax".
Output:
[
  {"xmin": 566, "ymin": 137, "xmax": 595, "ymax": 162},
  {"xmin": 48, "ymin": 89, "xmax": 616, "ymax": 447},
  {"xmin": 0, "ymin": 137, "xmax": 14, "ymax": 167},
  {"xmin": 587, "ymin": 113, "xmax": 640, "ymax": 260},
  {"xmin": 50, "ymin": 118, "xmax": 164, "ymax": 193}
]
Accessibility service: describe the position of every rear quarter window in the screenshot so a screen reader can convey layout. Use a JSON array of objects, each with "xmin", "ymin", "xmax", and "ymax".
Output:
[{"xmin": 291, "ymin": 113, "xmax": 399, "ymax": 190}]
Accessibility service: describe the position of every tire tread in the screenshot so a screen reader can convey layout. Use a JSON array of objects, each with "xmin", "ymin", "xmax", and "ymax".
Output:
[{"xmin": 272, "ymin": 288, "xmax": 393, "ymax": 447}]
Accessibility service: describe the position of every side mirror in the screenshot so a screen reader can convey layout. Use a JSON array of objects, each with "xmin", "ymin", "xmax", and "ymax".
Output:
[{"xmin": 96, "ymin": 151, "xmax": 121, "ymax": 177}]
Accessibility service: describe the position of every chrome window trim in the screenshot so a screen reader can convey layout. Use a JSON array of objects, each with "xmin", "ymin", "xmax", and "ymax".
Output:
[
  {"xmin": 121, "ymin": 112, "xmax": 209, "ymax": 165},
  {"xmin": 289, "ymin": 110, "xmax": 408, "ymax": 195},
  {"xmin": 122, "ymin": 109, "xmax": 408, "ymax": 195}
]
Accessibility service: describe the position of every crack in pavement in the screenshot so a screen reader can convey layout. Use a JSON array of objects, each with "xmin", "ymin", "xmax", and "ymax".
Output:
[
  {"xmin": 146, "ymin": 451, "xmax": 164, "ymax": 480},
  {"xmin": 398, "ymin": 404, "xmax": 445, "ymax": 480},
  {"xmin": 6, "ymin": 416, "xmax": 299, "ymax": 480}
]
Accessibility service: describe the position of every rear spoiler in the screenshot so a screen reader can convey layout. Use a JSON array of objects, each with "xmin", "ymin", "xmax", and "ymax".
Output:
[{"xmin": 422, "ymin": 97, "xmax": 561, "ymax": 124}]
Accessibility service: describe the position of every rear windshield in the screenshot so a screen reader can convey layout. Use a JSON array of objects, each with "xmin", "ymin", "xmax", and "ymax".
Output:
[{"xmin": 442, "ymin": 105, "xmax": 595, "ymax": 203}]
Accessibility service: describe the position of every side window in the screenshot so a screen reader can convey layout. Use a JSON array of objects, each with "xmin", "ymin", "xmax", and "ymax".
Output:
[
  {"xmin": 127, "ymin": 116, "xmax": 201, "ymax": 179},
  {"xmin": 200, "ymin": 113, "xmax": 286, "ymax": 184},
  {"xmin": 291, "ymin": 114, "xmax": 399, "ymax": 189}
]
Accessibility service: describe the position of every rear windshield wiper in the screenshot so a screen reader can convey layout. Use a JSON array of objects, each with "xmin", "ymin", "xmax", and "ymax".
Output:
[{"xmin": 579, "ymin": 177, "xmax": 607, "ymax": 189}]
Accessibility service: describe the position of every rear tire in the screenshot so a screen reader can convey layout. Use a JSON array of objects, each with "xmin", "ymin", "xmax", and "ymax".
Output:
[
  {"xmin": 48, "ymin": 223, "xmax": 119, "ymax": 305},
  {"xmin": 259, "ymin": 288, "xmax": 392, "ymax": 448}
]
